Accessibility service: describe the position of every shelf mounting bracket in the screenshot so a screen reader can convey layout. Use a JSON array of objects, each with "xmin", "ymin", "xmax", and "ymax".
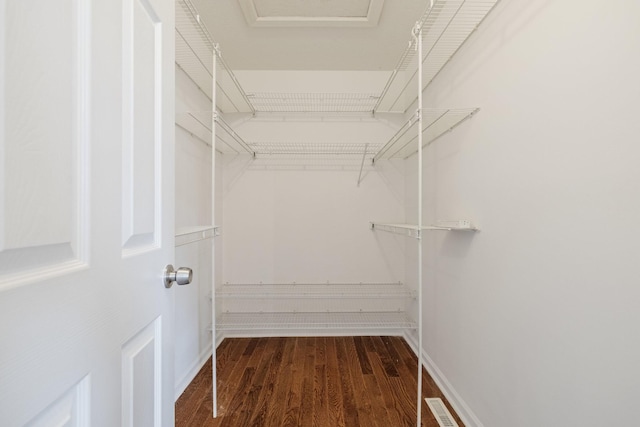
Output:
[{"xmin": 357, "ymin": 143, "xmax": 369, "ymax": 187}]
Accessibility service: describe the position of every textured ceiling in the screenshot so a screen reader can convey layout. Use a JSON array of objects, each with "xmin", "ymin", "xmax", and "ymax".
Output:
[{"xmin": 192, "ymin": 0, "xmax": 428, "ymax": 71}]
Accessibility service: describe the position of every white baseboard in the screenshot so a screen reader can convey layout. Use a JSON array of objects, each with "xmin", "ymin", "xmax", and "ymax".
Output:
[
  {"xmin": 218, "ymin": 328, "xmax": 406, "ymax": 339},
  {"xmin": 403, "ymin": 332, "xmax": 484, "ymax": 427},
  {"xmin": 174, "ymin": 333, "xmax": 225, "ymax": 402}
]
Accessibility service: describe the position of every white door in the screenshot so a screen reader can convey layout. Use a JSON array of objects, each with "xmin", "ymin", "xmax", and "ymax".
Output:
[{"xmin": 0, "ymin": 0, "xmax": 176, "ymax": 426}]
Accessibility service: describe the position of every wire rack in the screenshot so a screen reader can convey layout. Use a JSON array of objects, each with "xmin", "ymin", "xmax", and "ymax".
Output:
[
  {"xmin": 217, "ymin": 312, "xmax": 417, "ymax": 330},
  {"xmin": 245, "ymin": 142, "xmax": 381, "ymax": 172},
  {"xmin": 216, "ymin": 114, "xmax": 255, "ymax": 155},
  {"xmin": 249, "ymin": 142, "xmax": 381, "ymax": 156},
  {"xmin": 175, "ymin": 110, "xmax": 255, "ymax": 155},
  {"xmin": 375, "ymin": 0, "xmax": 499, "ymax": 113},
  {"xmin": 370, "ymin": 221, "xmax": 478, "ymax": 238},
  {"xmin": 373, "ymin": 108, "xmax": 478, "ymax": 161},
  {"xmin": 175, "ymin": 0, "xmax": 254, "ymax": 113},
  {"xmin": 247, "ymin": 93, "xmax": 381, "ymax": 113},
  {"xmin": 218, "ymin": 282, "xmax": 413, "ymax": 299},
  {"xmin": 175, "ymin": 111, "xmax": 212, "ymax": 147},
  {"xmin": 175, "ymin": 116, "xmax": 384, "ymax": 168},
  {"xmin": 247, "ymin": 159, "xmax": 378, "ymax": 172}
]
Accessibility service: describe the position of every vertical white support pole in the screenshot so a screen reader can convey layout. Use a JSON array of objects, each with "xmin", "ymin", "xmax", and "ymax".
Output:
[
  {"xmin": 416, "ymin": 22, "xmax": 424, "ymax": 427},
  {"xmin": 211, "ymin": 44, "xmax": 218, "ymax": 419}
]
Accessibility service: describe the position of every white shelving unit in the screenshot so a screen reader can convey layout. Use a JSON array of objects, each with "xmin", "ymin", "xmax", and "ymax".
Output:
[
  {"xmin": 176, "ymin": 0, "xmax": 256, "ymax": 417},
  {"xmin": 175, "ymin": 0, "xmax": 498, "ymax": 423},
  {"xmin": 217, "ymin": 282, "xmax": 416, "ymax": 334},
  {"xmin": 368, "ymin": 2, "xmax": 496, "ymax": 424}
]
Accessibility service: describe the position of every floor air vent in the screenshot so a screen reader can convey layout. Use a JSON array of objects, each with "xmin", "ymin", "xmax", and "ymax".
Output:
[{"xmin": 425, "ymin": 397, "xmax": 459, "ymax": 427}]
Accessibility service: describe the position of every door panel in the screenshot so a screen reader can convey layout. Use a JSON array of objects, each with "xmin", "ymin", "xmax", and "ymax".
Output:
[
  {"xmin": 0, "ymin": 0, "xmax": 175, "ymax": 425},
  {"xmin": 122, "ymin": 0, "xmax": 162, "ymax": 253},
  {"xmin": 0, "ymin": 0, "xmax": 89, "ymax": 286},
  {"xmin": 122, "ymin": 317, "xmax": 162, "ymax": 427},
  {"xmin": 24, "ymin": 375, "xmax": 91, "ymax": 427}
]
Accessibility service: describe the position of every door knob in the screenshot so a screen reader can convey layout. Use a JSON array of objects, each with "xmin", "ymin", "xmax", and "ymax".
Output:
[{"xmin": 164, "ymin": 264, "xmax": 193, "ymax": 288}]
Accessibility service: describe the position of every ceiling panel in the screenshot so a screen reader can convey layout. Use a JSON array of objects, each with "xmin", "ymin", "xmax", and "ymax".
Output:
[
  {"xmin": 238, "ymin": 0, "xmax": 385, "ymax": 28},
  {"xmin": 254, "ymin": 0, "xmax": 372, "ymax": 18}
]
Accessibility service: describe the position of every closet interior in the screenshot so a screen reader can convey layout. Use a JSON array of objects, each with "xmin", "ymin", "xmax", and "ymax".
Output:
[{"xmin": 174, "ymin": 0, "xmax": 498, "ymax": 424}]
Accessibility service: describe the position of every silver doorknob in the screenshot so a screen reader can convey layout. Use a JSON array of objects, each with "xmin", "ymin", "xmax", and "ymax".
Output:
[{"xmin": 164, "ymin": 264, "xmax": 193, "ymax": 288}]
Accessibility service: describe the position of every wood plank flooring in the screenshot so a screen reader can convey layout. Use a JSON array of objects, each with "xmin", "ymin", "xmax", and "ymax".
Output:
[{"xmin": 176, "ymin": 336, "xmax": 464, "ymax": 427}]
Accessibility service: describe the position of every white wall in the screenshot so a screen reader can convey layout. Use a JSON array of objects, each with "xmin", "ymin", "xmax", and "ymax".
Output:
[
  {"xmin": 222, "ymin": 71, "xmax": 406, "ymax": 289},
  {"xmin": 174, "ymin": 66, "xmax": 214, "ymax": 398},
  {"xmin": 223, "ymin": 166, "xmax": 405, "ymax": 285},
  {"xmin": 406, "ymin": 1, "xmax": 640, "ymax": 426}
]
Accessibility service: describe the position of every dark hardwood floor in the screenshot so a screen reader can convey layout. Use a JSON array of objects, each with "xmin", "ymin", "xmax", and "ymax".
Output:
[{"xmin": 175, "ymin": 336, "xmax": 464, "ymax": 427}]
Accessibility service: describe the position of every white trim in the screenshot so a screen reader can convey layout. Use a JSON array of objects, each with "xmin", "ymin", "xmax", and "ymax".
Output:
[
  {"xmin": 174, "ymin": 348, "xmax": 211, "ymax": 402},
  {"xmin": 238, "ymin": 0, "xmax": 384, "ymax": 28},
  {"xmin": 403, "ymin": 331, "xmax": 484, "ymax": 427},
  {"xmin": 218, "ymin": 329, "xmax": 407, "ymax": 339},
  {"xmin": 174, "ymin": 333, "xmax": 224, "ymax": 402}
]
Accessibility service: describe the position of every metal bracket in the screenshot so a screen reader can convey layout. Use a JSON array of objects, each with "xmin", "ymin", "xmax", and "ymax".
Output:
[
  {"xmin": 212, "ymin": 42, "xmax": 221, "ymax": 58},
  {"xmin": 412, "ymin": 22, "xmax": 420, "ymax": 51},
  {"xmin": 357, "ymin": 143, "xmax": 369, "ymax": 187}
]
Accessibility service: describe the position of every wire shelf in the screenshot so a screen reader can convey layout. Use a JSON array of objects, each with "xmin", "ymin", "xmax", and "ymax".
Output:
[
  {"xmin": 247, "ymin": 93, "xmax": 381, "ymax": 113},
  {"xmin": 375, "ymin": 0, "xmax": 499, "ymax": 113},
  {"xmin": 175, "ymin": 110, "xmax": 255, "ymax": 155},
  {"xmin": 373, "ymin": 108, "xmax": 478, "ymax": 161},
  {"xmin": 433, "ymin": 220, "xmax": 479, "ymax": 231},
  {"xmin": 218, "ymin": 282, "xmax": 413, "ymax": 299},
  {"xmin": 247, "ymin": 159, "xmax": 378, "ymax": 172},
  {"xmin": 216, "ymin": 114, "xmax": 255, "ymax": 155},
  {"xmin": 370, "ymin": 223, "xmax": 423, "ymax": 239},
  {"xmin": 249, "ymin": 142, "xmax": 381, "ymax": 156},
  {"xmin": 175, "ymin": 0, "xmax": 254, "ymax": 113},
  {"xmin": 371, "ymin": 220, "xmax": 478, "ymax": 237},
  {"xmin": 217, "ymin": 312, "xmax": 416, "ymax": 331},
  {"xmin": 242, "ymin": 142, "xmax": 381, "ymax": 171},
  {"xmin": 175, "ymin": 226, "xmax": 220, "ymax": 247},
  {"xmin": 175, "ymin": 111, "xmax": 212, "ymax": 147}
]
